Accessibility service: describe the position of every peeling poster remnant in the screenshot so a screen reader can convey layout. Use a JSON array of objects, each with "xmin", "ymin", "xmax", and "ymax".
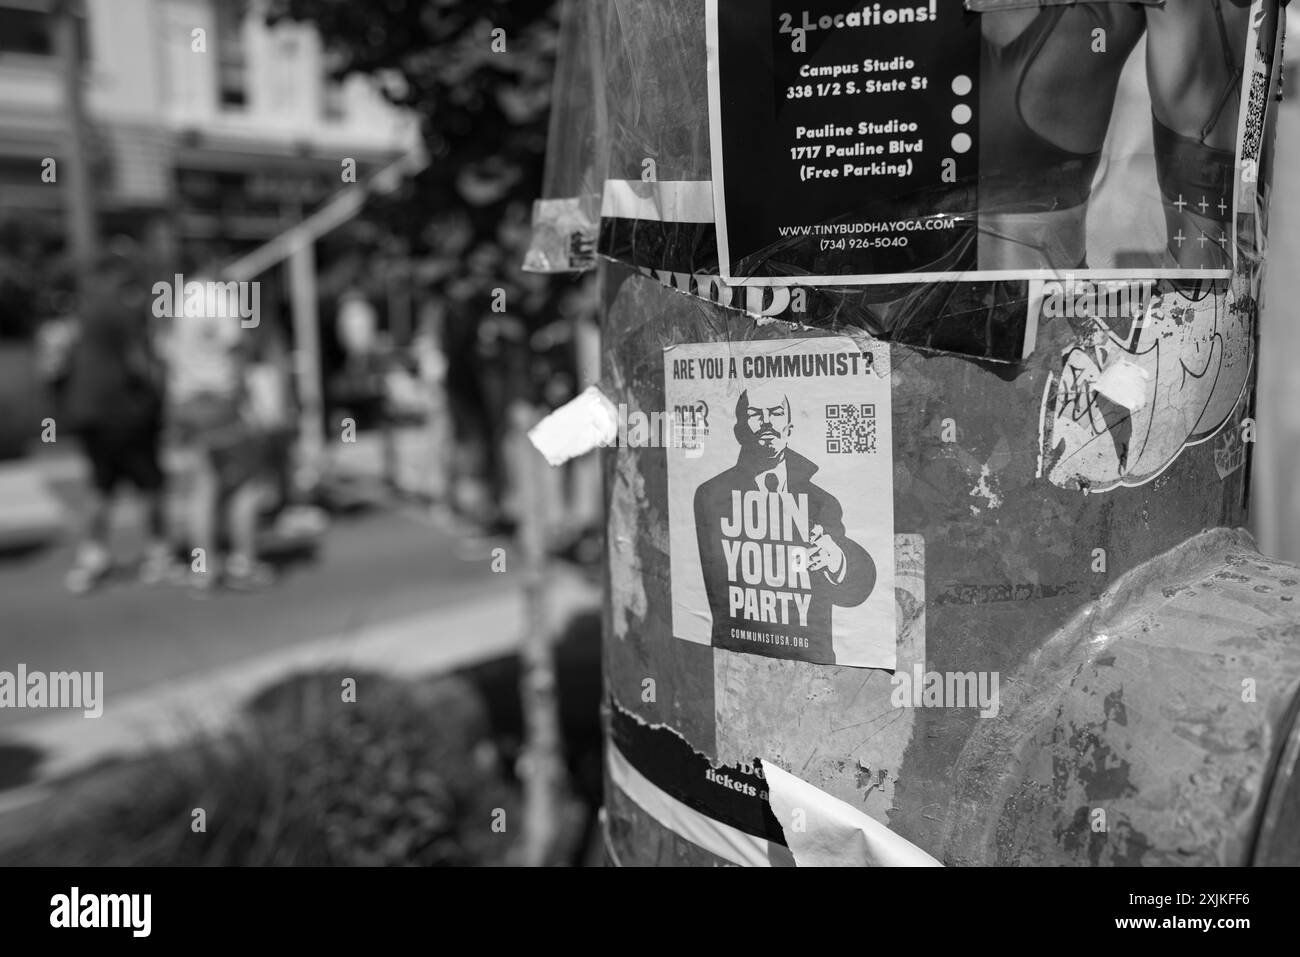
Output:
[
  {"xmin": 763, "ymin": 762, "xmax": 942, "ymax": 866},
  {"xmin": 1037, "ymin": 281, "xmax": 1253, "ymax": 492}
]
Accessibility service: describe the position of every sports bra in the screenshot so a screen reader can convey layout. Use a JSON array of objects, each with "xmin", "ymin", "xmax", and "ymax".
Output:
[
  {"xmin": 1153, "ymin": 0, "xmax": 1243, "ymax": 218},
  {"xmin": 981, "ymin": 7, "xmax": 1099, "ymax": 213},
  {"xmin": 979, "ymin": 4, "xmax": 1141, "ymax": 214}
]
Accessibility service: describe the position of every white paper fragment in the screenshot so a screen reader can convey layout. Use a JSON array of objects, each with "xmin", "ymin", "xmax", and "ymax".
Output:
[
  {"xmin": 1093, "ymin": 359, "xmax": 1151, "ymax": 413},
  {"xmin": 763, "ymin": 762, "xmax": 942, "ymax": 867},
  {"xmin": 527, "ymin": 385, "xmax": 619, "ymax": 466}
]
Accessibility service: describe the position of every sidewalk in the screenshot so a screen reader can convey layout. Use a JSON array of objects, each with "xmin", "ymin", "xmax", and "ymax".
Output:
[
  {"xmin": 0, "ymin": 562, "xmax": 599, "ymax": 817},
  {"xmin": 0, "ymin": 438, "xmax": 604, "ymax": 829},
  {"xmin": 0, "ymin": 445, "xmax": 535, "ymax": 705}
]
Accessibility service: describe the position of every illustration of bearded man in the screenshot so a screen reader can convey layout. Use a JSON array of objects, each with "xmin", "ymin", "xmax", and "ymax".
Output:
[{"xmin": 693, "ymin": 383, "xmax": 874, "ymax": 663}]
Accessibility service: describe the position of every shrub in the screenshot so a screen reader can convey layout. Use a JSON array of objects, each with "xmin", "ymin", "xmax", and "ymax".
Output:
[{"xmin": 2, "ymin": 672, "xmax": 519, "ymax": 866}]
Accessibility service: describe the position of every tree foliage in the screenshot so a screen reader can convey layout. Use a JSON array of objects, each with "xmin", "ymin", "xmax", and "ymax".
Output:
[{"xmin": 264, "ymin": 0, "xmax": 571, "ymax": 354}]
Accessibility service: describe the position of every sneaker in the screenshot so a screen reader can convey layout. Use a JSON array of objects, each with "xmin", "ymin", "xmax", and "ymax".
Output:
[
  {"xmin": 183, "ymin": 568, "xmax": 219, "ymax": 598},
  {"xmin": 139, "ymin": 543, "xmax": 184, "ymax": 585},
  {"xmin": 275, "ymin": 505, "xmax": 328, "ymax": 538},
  {"xmin": 426, "ymin": 502, "xmax": 456, "ymax": 529},
  {"xmin": 65, "ymin": 543, "xmax": 112, "ymax": 595},
  {"xmin": 224, "ymin": 553, "xmax": 276, "ymax": 591}
]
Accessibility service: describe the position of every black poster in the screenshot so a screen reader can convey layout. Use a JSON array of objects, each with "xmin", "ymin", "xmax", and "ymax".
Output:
[
  {"xmin": 709, "ymin": 0, "xmax": 982, "ymax": 283},
  {"xmin": 707, "ymin": 0, "xmax": 1257, "ymax": 286}
]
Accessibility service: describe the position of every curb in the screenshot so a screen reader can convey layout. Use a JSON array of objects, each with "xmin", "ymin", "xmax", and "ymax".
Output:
[{"xmin": 0, "ymin": 565, "xmax": 600, "ymax": 818}]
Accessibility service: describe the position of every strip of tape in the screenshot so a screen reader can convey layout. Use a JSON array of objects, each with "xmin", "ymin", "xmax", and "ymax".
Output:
[{"xmin": 601, "ymin": 179, "xmax": 715, "ymax": 223}]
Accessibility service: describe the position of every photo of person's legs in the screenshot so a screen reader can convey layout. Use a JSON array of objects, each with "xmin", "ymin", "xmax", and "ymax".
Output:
[
  {"xmin": 65, "ymin": 438, "xmax": 113, "ymax": 594},
  {"xmin": 977, "ymin": 4, "xmax": 1144, "ymax": 271},
  {"xmin": 128, "ymin": 425, "xmax": 179, "ymax": 585},
  {"xmin": 1146, "ymin": 0, "xmax": 1253, "ymax": 268},
  {"xmin": 137, "ymin": 486, "xmax": 176, "ymax": 585},
  {"xmin": 186, "ymin": 445, "xmax": 223, "ymax": 592},
  {"xmin": 223, "ymin": 470, "xmax": 275, "ymax": 590}
]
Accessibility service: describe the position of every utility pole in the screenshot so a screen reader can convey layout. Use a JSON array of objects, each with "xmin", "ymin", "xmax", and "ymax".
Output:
[
  {"xmin": 513, "ymin": 401, "xmax": 566, "ymax": 866},
  {"xmin": 288, "ymin": 237, "xmax": 326, "ymax": 486},
  {"xmin": 522, "ymin": 0, "xmax": 1300, "ymax": 868},
  {"xmin": 53, "ymin": 0, "xmax": 97, "ymax": 294}
]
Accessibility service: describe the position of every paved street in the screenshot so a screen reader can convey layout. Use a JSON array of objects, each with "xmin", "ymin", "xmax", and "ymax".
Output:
[{"xmin": 0, "ymin": 458, "xmax": 523, "ymax": 734}]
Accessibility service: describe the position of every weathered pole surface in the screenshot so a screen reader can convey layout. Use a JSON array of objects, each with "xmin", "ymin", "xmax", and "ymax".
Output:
[{"xmin": 528, "ymin": 0, "xmax": 1298, "ymax": 865}]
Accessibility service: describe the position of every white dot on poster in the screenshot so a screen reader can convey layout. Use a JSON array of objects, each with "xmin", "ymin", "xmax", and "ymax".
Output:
[
  {"xmin": 951, "ymin": 133, "xmax": 972, "ymax": 154},
  {"xmin": 951, "ymin": 75, "xmax": 972, "ymax": 96},
  {"xmin": 951, "ymin": 104, "xmax": 972, "ymax": 125}
]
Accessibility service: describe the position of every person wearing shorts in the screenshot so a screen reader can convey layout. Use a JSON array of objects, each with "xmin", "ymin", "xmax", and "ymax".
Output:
[
  {"xmin": 62, "ymin": 257, "xmax": 177, "ymax": 593},
  {"xmin": 162, "ymin": 283, "xmax": 276, "ymax": 591}
]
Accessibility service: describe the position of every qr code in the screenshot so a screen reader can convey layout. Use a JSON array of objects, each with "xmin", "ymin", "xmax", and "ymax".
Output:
[
  {"xmin": 1242, "ymin": 65, "xmax": 1268, "ymax": 160},
  {"xmin": 825, "ymin": 403, "xmax": 876, "ymax": 454}
]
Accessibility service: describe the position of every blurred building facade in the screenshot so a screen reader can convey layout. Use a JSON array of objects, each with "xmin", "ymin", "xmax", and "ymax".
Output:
[{"xmin": 0, "ymin": 0, "xmax": 419, "ymax": 270}]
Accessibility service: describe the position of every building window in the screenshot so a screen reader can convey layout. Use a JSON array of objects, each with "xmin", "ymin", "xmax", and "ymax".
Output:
[
  {"xmin": 0, "ymin": 3, "xmax": 89, "ymax": 61},
  {"xmin": 322, "ymin": 48, "xmax": 346, "ymax": 122},
  {"xmin": 269, "ymin": 31, "xmax": 299, "ymax": 111},
  {"xmin": 0, "ymin": 5, "xmax": 53, "ymax": 57},
  {"xmin": 214, "ymin": 0, "xmax": 247, "ymax": 108},
  {"xmin": 323, "ymin": 80, "xmax": 345, "ymax": 122}
]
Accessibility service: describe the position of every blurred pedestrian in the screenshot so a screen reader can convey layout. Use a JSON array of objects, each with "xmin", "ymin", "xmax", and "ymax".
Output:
[
  {"xmin": 162, "ymin": 277, "xmax": 275, "ymax": 591},
  {"xmin": 412, "ymin": 300, "xmax": 452, "ymax": 513},
  {"xmin": 475, "ymin": 314, "xmax": 528, "ymax": 532},
  {"xmin": 244, "ymin": 314, "xmax": 298, "ymax": 519},
  {"xmin": 60, "ymin": 255, "xmax": 176, "ymax": 593}
]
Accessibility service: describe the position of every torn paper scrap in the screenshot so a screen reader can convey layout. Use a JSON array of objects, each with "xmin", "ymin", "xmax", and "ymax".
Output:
[
  {"xmin": 1093, "ymin": 359, "xmax": 1151, "ymax": 413},
  {"xmin": 763, "ymin": 762, "xmax": 942, "ymax": 867},
  {"xmin": 527, "ymin": 385, "xmax": 619, "ymax": 466}
]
